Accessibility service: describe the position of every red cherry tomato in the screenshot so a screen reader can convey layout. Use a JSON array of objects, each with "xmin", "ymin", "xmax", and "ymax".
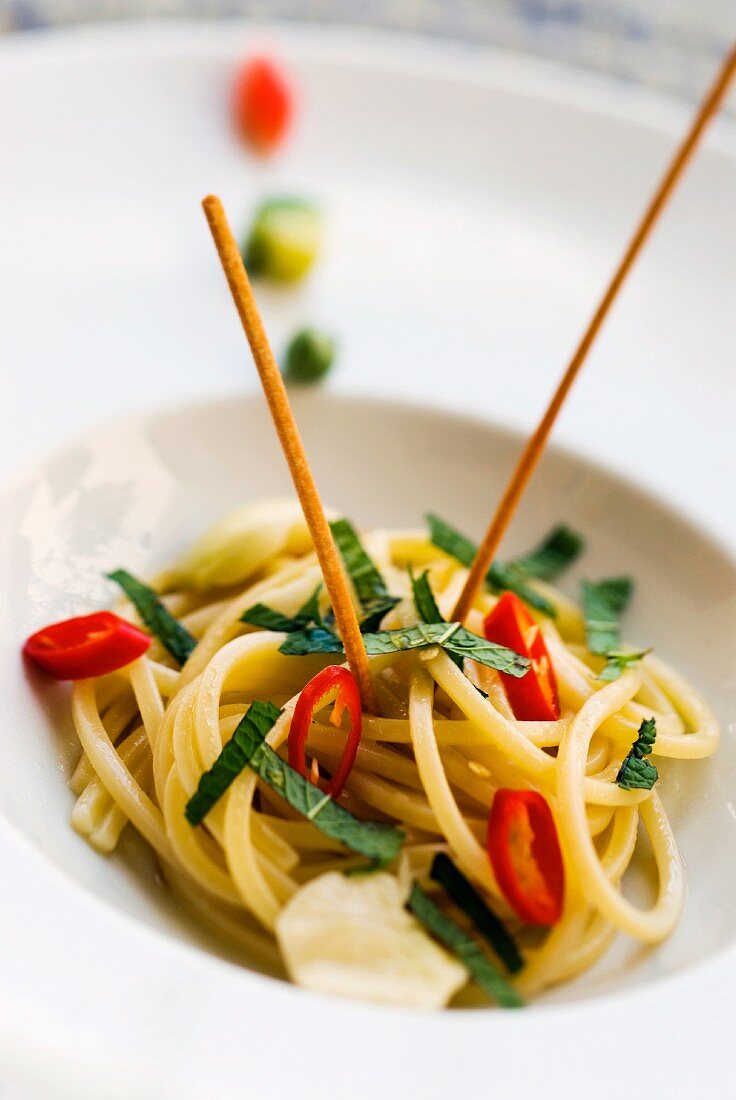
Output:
[
  {"xmin": 23, "ymin": 611, "xmax": 151, "ymax": 680},
  {"xmin": 487, "ymin": 789, "xmax": 564, "ymax": 925},
  {"xmin": 232, "ymin": 56, "xmax": 294, "ymax": 154},
  {"xmin": 288, "ymin": 665, "xmax": 362, "ymax": 797},
  {"xmin": 484, "ymin": 591, "xmax": 560, "ymax": 721}
]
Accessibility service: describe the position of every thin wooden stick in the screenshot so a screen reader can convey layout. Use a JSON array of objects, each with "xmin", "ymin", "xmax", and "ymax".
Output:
[
  {"xmin": 452, "ymin": 42, "xmax": 736, "ymax": 623},
  {"xmin": 202, "ymin": 194, "xmax": 380, "ymax": 714}
]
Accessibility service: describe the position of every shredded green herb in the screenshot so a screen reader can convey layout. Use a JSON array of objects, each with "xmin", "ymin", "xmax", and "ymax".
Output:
[
  {"xmin": 425, "ymin": 514, "xmax": 556, "ymax": 617},
  {"xmin": 616, "ymin": 717, "xmax": 658, "ymax": 791},
  {"xmin": 242, "ymin": 580, "xmax": 393, "ymax": 638},
  {"xmin": 280, "ymin": 621, "xmax": 529, "ymax": 676},
  {"xmin": 254, "ymin": 753, "xmax": 404, "ymax": 868},
  {"xmin": 107, "ymin": 569, "xmax": 196, "ymax": 665},
  {"xmin": 241, "ymin": 585, "xmax": 323, "ymax": 633},
  {"xmin": 410, "ymin": 568, "xmax": 443, "ymax": 626},
  {"xmin": 186, "ymin": 701, "xmax": 405, "ymax": 867},
  {"xmin": 390, "ymin": 623, "xmax": 525, "ymax": 673},
  {"xmin": 185, "ymin": 700, "xmax": 282, "ymax": 824},
  {"xmin": 280, "ymin": 626, "xmax": 345, "ymax": 655},
  {"xmin": 296, "ymin": 584, "xmax": 324, "ymax": 627},
  {"xmin": 430, "ymin": 854, "xmax": 523, "ymax": 974},
  {"xmin": 357, "ymin": 598, "xmax": 399, "ymax": 632},
  {"xmin": 581, "ymin": 576, "xmax": 634, "ymax": 656},
  {"xmin": 329, "ymin": 517, "xmax": 400, "ymax": 628},
  {"xmin": 425, "ymin": 514, "xmax": 477, "ymax": 570},
  {"xmin": 363, "ymin": 624, "xmax": 529, "ymax": 676},
  {"xmin": 241, "ymin": 604, "xmax": 308, "ymax": 633},
  {"xmin": 512, "ymin": 525, "xmax": 584, "ymax": 581},
  {"xmin": 408, "ymin": 883, "xmax": 524, "ymax": 1008},
  {"xmin": 329, "ymin": 518, "xmax": 390, "ymax": 606},
  {"xmin": 598, "ymin": 649, "xmax": 651, "ymax": 682},
  {"xmin": 410, "ymin": 568, "xmax": 464, "ymax": 668}
]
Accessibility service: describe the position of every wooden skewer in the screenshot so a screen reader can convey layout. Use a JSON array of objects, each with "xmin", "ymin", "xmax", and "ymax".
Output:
[
  {"xmin": 452, "ymin": 42, "xmax": 736, "ymax": 623},
  {"xmin": 202, "ymin": 194, "xmax": 380, "ymax": 715}
]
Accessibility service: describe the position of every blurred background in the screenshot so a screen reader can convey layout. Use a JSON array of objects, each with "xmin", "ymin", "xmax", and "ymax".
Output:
[
  {"xmin": 1, "ymin": 1, "xmax": 734, "ymax": 536},
  {"xmin": 3, "ymin": 1, "xmax": 736, "ymax": 108}
]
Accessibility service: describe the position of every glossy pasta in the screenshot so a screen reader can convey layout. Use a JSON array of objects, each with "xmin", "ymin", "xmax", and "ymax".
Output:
[{"xmin": 67, "ymin": 509, "xmax": 720, "ymax": 1005}]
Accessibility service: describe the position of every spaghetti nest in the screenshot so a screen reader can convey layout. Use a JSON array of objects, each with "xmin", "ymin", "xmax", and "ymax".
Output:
[{"xmin": 68, "ymin": 516, "xmax": 719, "ymax": 1003}]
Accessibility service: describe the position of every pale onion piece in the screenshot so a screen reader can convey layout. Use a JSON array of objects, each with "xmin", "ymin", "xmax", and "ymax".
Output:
[
  {"xmin": 172, "ymin": 499, "xmax": 321, "ymax": 590},
  {"xmin": 275, "ymin": 871, "xmax": 467, "ymax": 1008}
]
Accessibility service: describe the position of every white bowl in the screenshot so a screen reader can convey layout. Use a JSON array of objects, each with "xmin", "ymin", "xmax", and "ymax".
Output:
[
  {"xmin": 2, "ymin": 16, "xmax": 735, "ymax": 1097},
  {"xmin": 2, "ymin": 393, "xmax": 735, "ymax": 1097}
]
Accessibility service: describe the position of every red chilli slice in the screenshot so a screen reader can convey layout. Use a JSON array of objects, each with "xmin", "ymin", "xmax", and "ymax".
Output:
[
  {"xmin": 288, "ymin": 665, "xmax": 362, "ymax": 798},
  {"xmin": 487, "ymin": 788, "xmax": 564, "ymax": 925},
  {"xmin": 232, "ymin": 56, "xmax": 294, "ymax": 154},
  {"xmin": 23, "ymin": 611, "xmax": 151, "ymax": 680},
  {"xmin": 484, "ymin": 591, "xmax": 560, "ymax": 721}
]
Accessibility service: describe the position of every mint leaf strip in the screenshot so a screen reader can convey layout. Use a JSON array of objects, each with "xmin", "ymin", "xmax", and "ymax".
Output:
[
  {"xmin": 280, "ymin": 622, "xmax": 529, "ymax": 676},
  {"xmin": 408, "ymin": 883, "xmax": 524, "ymax": 1008},
  {"xmin": 581, "ymin": 576, "xmax": 634, "ymax": 655},
  {"xmin": 426, "ymin": 514, "xmax": 555, "ymax": 617},
  {"xmin": 185, "ymin": 700, "xmax": 282, "ymax": 824},
  {"xmin": 430, "ymin": 854, "xmax": 523, "ymax": 974},
  {"xmin": 512, "ymin": 525, "xmax": 584, "ymax": 581},
  {"xmin": 410, "ymin": 568, "xmax": 462, "ymax": 669},
  {"xmin": 186, "ymin": 702, "xmax": 405, "ymax": 867},
  {"xmin": 329, "ymin": 518, "xmax": 391, "ymax": 606},
  {"xmin": 329, "ymin": 518, "xmax": 399, "ymax": 630},
  {"xmin": 255, "ymin": 749, "xmax": 405, "ymax": 867},
  {"xmin": 358, "ymin": 597, "xmax": 400, "ymax": 632},
  {"xmin": 425, "ymin": 514, "xmax": 477, "ymax": 570},
  {"xmin": 108, "ymin": 569, "xmax": 196, "ymax": 666},
  {"xmin": 616, "ymin": 717, "xmax": 658, "ymax": 791},
  {"xmin": 437, "ymin": 626, "xmax": 528, "ymax": 675},
  {"xmin": 410, "ymin": 568, "xmax": 443, "ymax": 626},
  {"xmin": 241, "ymin": 584, "xmax": 324, "ymax": 633},
  {"xmin": 280, "ymin": 626, "xmax": 345, "ymax": 655},
  {"xmin": 598, "ymin": 649, "xmax": 651, "ymax": 682},
  {"xmin": 241, "ymin": 604, "xmax": 309, "ymax": 633},
  {"xmin": 296, "ymin": 584, "xmax": 325, "ymax": 627}
]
